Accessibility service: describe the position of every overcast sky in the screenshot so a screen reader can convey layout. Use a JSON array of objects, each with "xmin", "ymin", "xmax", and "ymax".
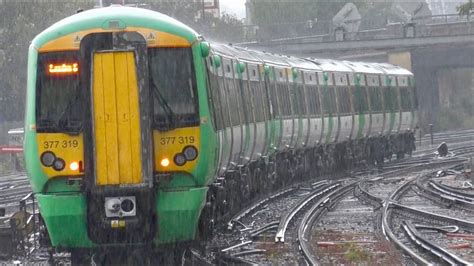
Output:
[{"xmin": 220, "ymin": 0, "xmax": 246, "ymax": 19}]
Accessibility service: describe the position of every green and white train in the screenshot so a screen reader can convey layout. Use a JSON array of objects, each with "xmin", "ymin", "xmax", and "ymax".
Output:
[{"xmin": 23, "ymin": 5, "xmax": 417, "ymax": 262}]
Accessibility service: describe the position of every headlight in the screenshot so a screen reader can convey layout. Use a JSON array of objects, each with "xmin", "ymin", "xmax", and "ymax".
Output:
[
  {"xmin": 40, "ymin": 151, "xmax": 56, "ymax": 167},
  {"xmin": 183, "ymin": 145, "xmax": 198, "ymax": 161}
]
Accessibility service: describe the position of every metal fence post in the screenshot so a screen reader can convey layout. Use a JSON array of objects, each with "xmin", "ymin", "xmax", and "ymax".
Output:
[{"xmin": 429, "ymin": 124, "xmax": 434, "ymax": 145}]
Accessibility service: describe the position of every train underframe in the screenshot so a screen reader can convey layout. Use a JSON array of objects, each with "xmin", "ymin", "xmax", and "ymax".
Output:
[{"xmin": 200, "ymin": 131, "xmax": 416, "ymax": 237}]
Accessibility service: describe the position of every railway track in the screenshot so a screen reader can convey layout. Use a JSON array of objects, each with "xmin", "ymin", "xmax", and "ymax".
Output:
[
  {"xmin": 381, "ymin": 161, "xmax": 474, "ymax": 264},
  {"xmin": 207, "ymin": 143, "xmax": 474, "ymax": 265}
]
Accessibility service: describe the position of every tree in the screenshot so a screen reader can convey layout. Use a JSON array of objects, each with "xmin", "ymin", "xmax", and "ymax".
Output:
[
  {"xmin": 457, "ymin": 1, "xmax": 473, "ymax": 16},
  {"xmin": 201, "ymin": 12, "xmax": 245, "ymax": 43}
]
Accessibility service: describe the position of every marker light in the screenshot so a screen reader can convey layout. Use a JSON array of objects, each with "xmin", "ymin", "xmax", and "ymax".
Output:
[
  {"xmin": 53, "ymin": 158, "xmax": 66, "ymax": 171},
  {"xmin": 160, "ymin": 158, "xmax": 170, "ymax": 167},
  {"xmin": 174, "ymin": 153, "xmax": 186, "ymax": 166},
  {"xmin": 70, "ymin": 161, "xmax": 79, "ymax": 171},
  {"xmin": 48, "ymin": 63, "xmax": 79, "ymax": 74}
]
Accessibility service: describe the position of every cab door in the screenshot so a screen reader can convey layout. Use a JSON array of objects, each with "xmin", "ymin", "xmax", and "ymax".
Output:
[{"xmin": 92, "ymin": 51, "xmax": 143, "ymax": 185}]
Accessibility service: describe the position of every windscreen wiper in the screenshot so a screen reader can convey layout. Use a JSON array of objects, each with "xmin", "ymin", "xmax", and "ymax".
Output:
[
  {"xmin": 150, "ymin": 78, "xmax": 176, "ymax": 131},
  {"xmin": 57, "ymin": 90, "xmax": 83, "ymax": 135}
]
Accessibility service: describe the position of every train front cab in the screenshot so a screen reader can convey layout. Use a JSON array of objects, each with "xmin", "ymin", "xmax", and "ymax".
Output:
[{"xmin": 25, "ymin": 7, "xmax": 215, "ymax": 252}]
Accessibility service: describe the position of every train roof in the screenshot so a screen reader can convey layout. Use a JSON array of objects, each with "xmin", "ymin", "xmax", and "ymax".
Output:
[
  {"xmin": 212, "ymin": 43, "xmax": 413, "ymax": 76},
  {"xmin": 371, "ymin": 63, "xmax": 414, "ymax": 76},
  {"xmin": 305, "ymin": 58, "xmax": 353, "ymax": 72},
  {"xmin": 342, "ymin": 61, "xmax": 384, "ymax": 74},
  {"xmin": 31, "ymin": 6, "xmax": 198, "ymax": 50},
  {"xmin": 212, "ymin": 43, "xmax": 322, "ymax": 71}
]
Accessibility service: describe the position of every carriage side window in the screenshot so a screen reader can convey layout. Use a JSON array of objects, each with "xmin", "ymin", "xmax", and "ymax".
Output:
[
  {"xmin": 224, "ymin": 75, "xmax": 241, "ymax": 127},
  {"xmin": 254, "ymin": 66, "xmax": 269, "ymax": 122},
  {"xmin": 238, "ymin": 78, "xmax": 251, "ymax": 125},
  {"xmin": 353, "ymin": 86, "xmax": 368, "ymax": 114},
  {"xmin": 149, "ymin": 48, "xmax": 199, "ymax": 130},
  {"xmin": 206, "ymin": 57, "xmax": 225, "ymax": 130},
  {"xmin": 383, "ymin": 87, "xmax": 399, "ymax": 112},
  {"xmin": 293, "ymin": 83, "xmax": 306, "ymax": 116},
  {"xmin": 259, "ymin": 73, "xmax": 270, "ymax": 122},
  {"xmin": 217, "ymin": 76, "xmax": 231, "ymax": 128},
  {"xmin": 36, "ymin": 51, "xmax": 82, "ymax": 133},
  {"xmin": 306, "ymin": 85, "xmax": 321, "ymax": 116},
  {"xmin": 369, "ymin": 87, "xmax": 383, "ymax": 112},
  {"xmin": 277, "ymin": 82, "xmax": 291, "ymax": 117},
  {"xmin": 250, "ymin": 79, "xmax": 265, "ymax": 122},
  {"xmin": 322, "ymin": 86, "xmax": 336, "ymax": 115},
  {"xmin": 412, "ymin": 86, "xmax": 418, "ymax": 109},
  {"xmin": 337, "ymin": 86, "xmax": 351, "ymax": 114},
  {"xmin": 399, "ymin": 87, "xmax": 412, "ymax": 111},
  {"xmin": 268, "ymin": 78, "xmax": 280, "ymax": 118}
]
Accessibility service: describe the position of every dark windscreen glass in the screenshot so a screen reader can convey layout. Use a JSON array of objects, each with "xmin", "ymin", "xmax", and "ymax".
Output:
[
  {"xmin": 36, "ymin": 51, "xmax": 82, "ymax": 133},
  {"xmin": 148, "ymin": 48, "xmax": 199, "ymax": 130}
]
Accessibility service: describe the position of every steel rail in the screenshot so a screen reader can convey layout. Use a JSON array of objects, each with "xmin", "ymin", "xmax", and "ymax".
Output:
[
  {"xmin": 403, "ymin": 222, "xmax": 471, "ymax": 266},
  {"xmin": 221, "ymin": 241, "xmax": 252, "ymax": 253},
  {"xmin": 414, "ymin": 173, "xmax": 474, "ymax": 210},
  {"xmin": 298, "ymin": 183, "xmax": 356, "ymax": 266},
  {"xmin": 355, "ymin": 180, "xmax": 384, "ymax": 208},
  {"xmin": 429, "ymin": 182, "xmax": 474, "ymax": 202},
  {"xmin": 232, "ymin": 249, "xmax": 266, "ymax": 257},
  {"xmin": 381, "ymin": 178, "xmax": 431, "ymax": 265},
  {"xmin": 431, "ymin": 182, "xmax": 474, "ymax": 198},
  {"xmin": 389, "ymin": 202, "xmax": 474, "ymax": 231},
  {"xmin": 249, "ymin": 221, "xmax": 279, "ymax": 238},
  {"xmin": 227, "ymin": 185, "xmax": 301, "ymax": 230},
  {"xmin": 275, "ymin": 182, "xmax": 340, "ymax": 243}
]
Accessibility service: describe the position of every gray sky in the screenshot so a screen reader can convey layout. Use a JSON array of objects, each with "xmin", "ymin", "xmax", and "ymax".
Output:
[{"xmin": 220, "ymin": 0, "xmax": 246, "ymax": 19}]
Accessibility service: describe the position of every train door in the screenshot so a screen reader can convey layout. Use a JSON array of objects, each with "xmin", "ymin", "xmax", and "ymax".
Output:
[
  {"xmin": 390, "ymin": 76, "xmax": 402, "ymax": 134},
  {"xmin": 275, "ymin": 67, "xmax": 291, "ymax": 149},
  {"xmin": 367, "ymin": 74, "xmax": 384, "ymax": 136},
  {"xmin": 320, "ymin": 72, "xmax": 337, "ymax": 143},
  {"xmin": 293, "ymin": 69, "xmax": 307, "ymax": 149},
  {"xmin": 206, "ymin": 54, "xmax": 232, "ymax": 175},
  {"xmin": 398, "ymin": 75, "xmax": 412, "ymax": 131},
  {"xmin": 267, "ymin": 66, "xmax": 282, "ymax": 152},
  {"xmin": 286, "ymin": 68, "xmax": 297, "ymax": 149},
  {"xmin": 301, "ymin": 71, "xmax": 313, "ymax": 147},
  {"xmin": 222, "ymin": 58, "xmax": 243, "ymax": 166},
  {"xmin": 248, "ymin": 64, "xmax": 266, "ymax": 160},
  {"xmin": 92, "ymin": 51, "xmax": 143, "ymax": 185},
  {"xmin": 304, "ymin": 71, "xmax": 323, "ymax": 146},
  {"xmin": 258, "ymin": 65, "xmax": 272, "ymax": 155},
  {"xmin": 80, "ymin": 32, "xmax": 155, "ymax": 243},
  {"xmin": 335, "ymin": 72, "xmax": 351, "ymax": 141},
  {"xmin": 241, "ymin": 63, "xmax": 256, "ymax": 163},
  {"xmin": 382, "ymin": 76, "xmax": 395, "ymax": 135},
  {"xmin": 409, "ymin": 77, "xmax": 418, "ymax": 130},
  {"xmin": 352, "ymin": 74, "xmax": 369, "ymax": 139}
]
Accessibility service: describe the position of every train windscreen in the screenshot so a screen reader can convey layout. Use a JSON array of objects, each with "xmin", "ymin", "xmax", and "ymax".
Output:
[
  {"xmin": 36, "ymin": 51, "xmax": 82, "ymax": 133},
  {"xmin": 148, "ymin": 47, "xmax": 199, "ymax": 130}
]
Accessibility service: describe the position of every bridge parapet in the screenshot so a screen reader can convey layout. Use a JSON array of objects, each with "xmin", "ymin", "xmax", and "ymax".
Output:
[{"xmin": 238, "ymin": 14, "xmax": 473, "ymax": 52}]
